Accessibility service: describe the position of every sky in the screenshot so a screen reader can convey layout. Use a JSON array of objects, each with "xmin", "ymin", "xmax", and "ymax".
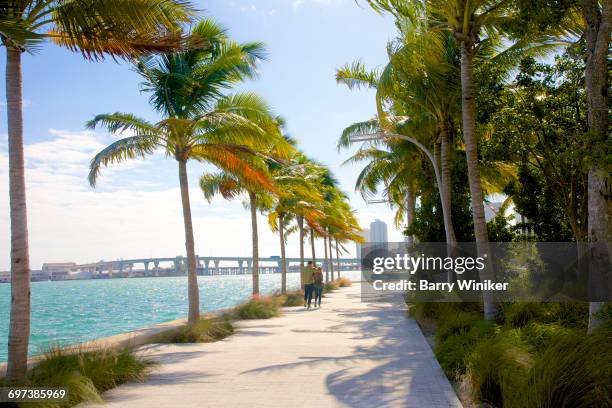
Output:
[{"xmin": 0, "ymin": 0, "xmax": 406, "ymax": 270}]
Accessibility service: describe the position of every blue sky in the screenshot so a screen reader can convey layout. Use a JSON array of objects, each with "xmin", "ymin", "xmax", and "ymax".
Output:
[{"xmin": 0, "ymin": 0, "xmax": 405, "ymax": 269}]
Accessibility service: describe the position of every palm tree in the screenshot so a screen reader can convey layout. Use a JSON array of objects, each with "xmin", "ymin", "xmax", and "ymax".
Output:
[
  {"xmin": 364, "ymin": 0, "xmax": 522, "ymax": 320},
  {"xmin": 200, "ymin": 171, "xmax": 272, "ymax": 295},
  {"xmin": 336, "ymin": 24, "xmax": 463, "ymax": 246},
  {"xmin": 199, "ymin": 119, "xmax": 291, "ymax": 296},
  {"xmin": 1, "ymin": 0, "xmax": 194, "ymax": 383},
  {"xmin": 87, "ymin": 19, "xmax": 277, "ymax": 325},
  {"xmin": 268, "ymin": 158, "xmax": 325, "ymax": 292},
  {"xmin": 324, "ymin": 198, "xmax": 363, "ymax": 279},
  {"xmin": 580, "ymin": 0, "xmax": 611, "ymax": 332},
  {"xmin": 290, "ymin": 156, "xmax": 329, "ymax": 279}
]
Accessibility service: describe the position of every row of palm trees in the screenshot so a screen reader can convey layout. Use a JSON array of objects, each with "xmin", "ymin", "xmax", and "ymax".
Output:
[
  {"xmin": 339, "ymin": 0, "xmax": 610, "ymax": 326},
  {"xmin": 2, "ymin": 3, "xmax": 362, "ymax": 383}
]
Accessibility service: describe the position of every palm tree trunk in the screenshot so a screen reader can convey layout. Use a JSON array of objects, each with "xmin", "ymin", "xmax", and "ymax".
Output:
[
  {"xmin": 279, "ymin": 213, "xmax": 287, "ymax": 294},
  {"xmin": 582, "ymin": 0, "xmax": 612, "ymax": 332},
  {"xmin": 440, "ymin": 122, "xmax": 457, "ymax": 245},
  {"xmin": 335, "ymin": 239, "xmax": 341, "ymax": 278},
  {"xmin": 6, "ymin": 47, "xmax": 31, "ymax": 383},
  {"xmin": 324, "ymin": 236, "xmax": 329, "ymax": 282},
  {"xmin": 298, "ymin": 215, "xmax": 305, "ymax": 289},
  {"xmin": 460, "ymin": 42, "xmax": 498, "ymax": 321},
  {"xmin": 328, "ymin": 235, "xmax": 334, "ymax": 280},
  {"xmin": 405, "ymin": 184, "xmax": 417, "ymax": 245},
  {"xmin": 249, "ymin": 192, "xmax": 259, "ymax": 296},
  {"xmin": 310, "ymin": 228, "xmax": 316, "ymax": 263},
  {"xmin": 178, "ymin": 159, "xmax": 199, "ymax": 324}
]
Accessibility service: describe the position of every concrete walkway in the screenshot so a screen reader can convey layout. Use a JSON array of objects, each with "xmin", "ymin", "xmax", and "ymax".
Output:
[{"xmin": 85, "ymin": 283, "xmax": 462, "ymax": 408}]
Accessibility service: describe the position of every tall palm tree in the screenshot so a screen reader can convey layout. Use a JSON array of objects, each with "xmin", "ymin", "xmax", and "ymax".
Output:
[
  {"xmin": 268, "ymin": 159, "xmax": 325, "ymax": 292},
  {"xmin": 87, "ymin": 19, "xmax": 276, "ymax": 325},
  {"xmin": 199, "ymin": 129, "xmax": 290, "ymax": 295},
  {"xmin": 1, "ymin": 0, "xmax": 194, "ymax": 382},
  {"xmin": 580, "ymin": 0, "xmax": 611, "ymax": 331},
  {"xmin": 324, "ymin": 197, "xmax": 363, "ymax": 279},
  {"xmin": 365, "ymin": 0, "xmax": 525, "ymax": 320},
  {"xmin": 336, "ymin": 24, "xmax": 463, "ymax": 246},
  {"xmin": 289, "ymin": 156, "xmax": 328, "ymax": 278},
  {"xmin": 200, "ymin": 171, "xmax": 273, "ymax": 295}
]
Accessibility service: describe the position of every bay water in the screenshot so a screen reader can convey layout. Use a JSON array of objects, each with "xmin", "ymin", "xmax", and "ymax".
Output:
[{"xmin": 0, "ymin": 271, "xmax": 360, "ymax": 362}]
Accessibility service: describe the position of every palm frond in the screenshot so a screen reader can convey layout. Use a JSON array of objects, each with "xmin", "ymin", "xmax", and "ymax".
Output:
[
  {"xmin": 335, "ymin": 60, "xmax": 381, "ymax": 90},
  {"xmin": 338, "ymin": 118, "xmax": 380, "ymax": 150},
  {"xmin": 49, "ymin": 0, "xmax": 195, "ymax": 60},
  {"xmin": 88, "ymin": 135, "xmax": 158, "ymax": 186}
]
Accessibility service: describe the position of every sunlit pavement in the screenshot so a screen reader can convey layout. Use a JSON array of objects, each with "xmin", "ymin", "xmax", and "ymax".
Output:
[{"xmin": 81, "ymin": 282, "xmax": 462, "ymax": 408}]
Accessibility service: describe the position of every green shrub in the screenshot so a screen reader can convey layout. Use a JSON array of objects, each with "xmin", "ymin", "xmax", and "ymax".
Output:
[
  {"xmin": 324, "ymin": 281, "xmax": 340, "ymax": 292},
  {"xmin": 234, "ymin": 296, "xmax": 281, "ymax": 319},
  {"xmin": 463, "ymin": 331, "xmax": 532, "ymax": 407},
  {"xmin": 23, "ymin": 346, "xmax": 152, "ymax": 407},
  {"xmin": 435, "ymin": 319, "xmax": 496, "ymax": 379},
  {"xmin": 503, "ymin": 302, "xmax": 549, "ymax": 328},
  {"xmin": 435, "ymin": 332, "xmax": 474, "ymax": 379},
  {"xmin": 160, "ymin": 316, "xmax": 234, "ymax": 343},
  {"xmin": 547, "ymin": 302, "xmax": 589, "ymax": 328},
  {"xmin": 435, "ymin": 312, "xmax": 481, "ymax": 343},
  {"xmin": 276, "ymin": 290, "xmax": 305, "ymax": 307},
  {"xmin": 521, "ymin": 322, "xmax": 573, "ymax": 353},
  {"xmin": 336, "ymin": 277, "xmax": 352, "ymax": 287},
  {"xmin": 409, "ymin": 302, "xmax": 482, "ymax": 322},
  {"xmin": 521, "ymin": 325, "xmax": 612, "ymax": 408}
]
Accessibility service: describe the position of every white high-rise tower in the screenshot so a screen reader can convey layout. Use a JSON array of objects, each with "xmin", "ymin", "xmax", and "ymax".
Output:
[{"xmin": 370, "ymin": 219, "xmax": 388, "ymax": 243}]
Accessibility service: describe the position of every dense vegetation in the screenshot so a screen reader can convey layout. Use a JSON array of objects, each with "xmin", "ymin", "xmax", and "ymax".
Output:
[
  {"xmin": 337, "ymin": 1, "xmax": 610, "ymax": 406},
  {"xmin": 0, "ymin": 347, "xmax": 153, "ymax": 408},
  {"xmin": 410, "ymin": 302, "xmax": 612, "ymax": 407}
]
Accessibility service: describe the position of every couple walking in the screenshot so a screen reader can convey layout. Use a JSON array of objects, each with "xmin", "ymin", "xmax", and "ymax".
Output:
[{"xmin": 302, "ymin": 261, "xmax": 323, "ymax": 309}]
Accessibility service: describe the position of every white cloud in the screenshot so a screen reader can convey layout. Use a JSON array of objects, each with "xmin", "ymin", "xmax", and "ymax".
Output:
[{"xmin": 0, "ymin": 129, "xmax": 349, "ymax": 270}]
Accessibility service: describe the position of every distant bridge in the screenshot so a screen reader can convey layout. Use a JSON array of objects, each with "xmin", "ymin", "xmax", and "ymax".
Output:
[{"xmin": 69, "ymin": 256, "xmax": 361, "ymax": 278}]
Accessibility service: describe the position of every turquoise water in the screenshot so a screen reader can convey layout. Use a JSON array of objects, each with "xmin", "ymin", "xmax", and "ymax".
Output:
[{"xmin": 0, "ymin": 271, "xmax": 360, "ymax": 362}]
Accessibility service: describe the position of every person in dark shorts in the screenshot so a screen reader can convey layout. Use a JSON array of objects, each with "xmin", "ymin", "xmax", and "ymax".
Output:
[
  {"xmin": 302, "ymin": 261, "xmax": 316, "ymax": 308},
  {"xmin": 313, "ymin": 266, "xmax": 324, "ymax": 308}
]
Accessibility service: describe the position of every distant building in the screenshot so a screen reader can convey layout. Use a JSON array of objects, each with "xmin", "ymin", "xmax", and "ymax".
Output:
[
  {"xmin": 356, "ymin": 228, "xmax": 370, "ymax": 259},
  {"xmin": 42, "ymin": 262, "xmax": 76, "ymax": 273},
  {"xmin": 370, "ymin": 219, "xmax": 388, "ymax": 243},
  {"xmin": 0, "ymin": 270, "xmax": 49, "ymax": 282},
  {"xmin": 31, "ymin": 270, "xmax": 50, "ymax": 281}
]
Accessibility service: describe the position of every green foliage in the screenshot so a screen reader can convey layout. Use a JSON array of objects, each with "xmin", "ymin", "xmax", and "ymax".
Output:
[
  {"xmin": 486, "ymin": 54, "xmax": 590, "ymax": 242},
  {"xmin": 234, "ymin": 296, "xmax": 281, "ymax": 319},
  {"xmin": 406, "ymin": 153, "xmax": 475, "ymax": 242},
  {"xmin": 411, "ymin": 300, "xmax": 610, "ymax": 406},
  {"xmin": 521, "ymin": 322, "xmax": 573, "ymax": 353},
  {"xmin": 435, "ymin": 312, "xmax": 481, "ymax": 343},
  {"xmin": 546, "ymin": 302, "xmax": 589, "ymax": 329},
  {"xmin": 20, "ymin": 347, "xmax": 152, "ymax": 407},
  {"xmin": 502, "ymin": 303, "xmax": 549, "ymax": 328},
  {"xmin": 487, "ymin": 211, "xmax": 517, "ymax": 242},
  {"xmin": 160, "ymin": 317, "xmax": 234, "ymax": 343},
  {"xmin": 435, "ymin": 319, "xmax": 496, "ymax": 378},
  {"xmin": 409, "ymin": 302, "xmax": 483, "ymax": 321},
  {"xmin": 521, "ymin": 326, "xmax": 612, "ymax": 408},
  {"xmin": 464, "ymin": 332, "xmax": 532, "ymax": 407}
]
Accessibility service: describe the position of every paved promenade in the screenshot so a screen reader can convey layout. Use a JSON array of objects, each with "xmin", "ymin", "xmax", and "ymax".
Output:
[{"xmin": 84, "ymin": 283, "xmax": 462, "ymax": 408}]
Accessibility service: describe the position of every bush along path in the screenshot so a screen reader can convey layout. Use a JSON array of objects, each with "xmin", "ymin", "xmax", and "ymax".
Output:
[{"xmin": 410, "ymin": 301, "xmax": 612, "ymax": 407}]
